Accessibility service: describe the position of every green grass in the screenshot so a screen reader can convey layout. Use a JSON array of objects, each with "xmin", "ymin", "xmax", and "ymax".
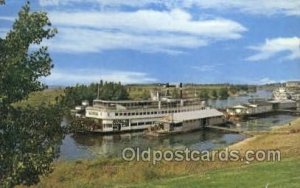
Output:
[
  {"xmin": 32, "ymin": 157, "xmax": 300, "ymax": 188},
  {"xmin": 134, "ymin": 157, "xmax": 300, "ymax": 188},
  {"xmin": 13, "ymin": 89, "xmax": 64, "ymax": 107}
]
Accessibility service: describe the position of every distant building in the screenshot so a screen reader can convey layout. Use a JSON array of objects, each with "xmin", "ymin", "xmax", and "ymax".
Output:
[
  {"xmin": 226, "ymin": 101, "xmax": 273, "ymax": 117},
  {"xmin": 286, "ymin": 81, "xmax": 300, "ymax": 88},
  {"xmin": 273, "ymin": 87, "xmax": 292, "ymax": 100},
  {"xmin": 273, "ymin": 87, "xmax": 300, "ymax": 101}
]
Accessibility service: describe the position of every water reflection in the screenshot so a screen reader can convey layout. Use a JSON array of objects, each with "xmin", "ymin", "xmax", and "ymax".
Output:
[
  {"xmin": 231, "ymin": 114, "xmax": 295, "ymax": 131},
  {"xmin": 59, "ymin": 130, "xmax": 246, "ymax": 160}
]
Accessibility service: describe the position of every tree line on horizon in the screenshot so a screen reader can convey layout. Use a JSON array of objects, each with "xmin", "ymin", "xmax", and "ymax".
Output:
[
  {"xmin": 62, "ymin": 81, "xmax": 129, "ymax": 107},
  {"xmin": 50, "ymin": 81, "xmax": 257, "ymax": 108}
]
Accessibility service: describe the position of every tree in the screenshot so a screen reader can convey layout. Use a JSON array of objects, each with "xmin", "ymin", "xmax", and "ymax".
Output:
[
  {"xmin": 140, "ymin": 89, "xmax": 151, "ymax": 100},
  {"xmin": 228, "ymin": 85, "xmax": 238, "ymax": 95},
  {"xmin": 0, "ymin": 2, "xmax": 63, "ymax": 186},
  {"xmin": 171, "ymin": 89, "xmax": 180, "ymax": 98},
  {"xmin": 209, "ymin": 89, "xmax": 217, "ymax": 99},
  {"xmin": 198, "ymin": 89, "xmax": 209, "ymax": 99},
  {"xmin": 0, "ymin": 105, "xmax": 64, "ymax": 187},
  {"xmin": 217, "ymin": 88, "xmax": 229, "ymax": 99},
  {"xmin": 0, "ymin": 1, "xmax": 57, "ymax": 107},
  {"xmin": 62, "ymin": 82, "xmax": 129, "ymax": 107}
]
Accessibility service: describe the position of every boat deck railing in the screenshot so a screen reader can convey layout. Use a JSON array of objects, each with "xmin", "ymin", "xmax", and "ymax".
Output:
[{"xmin": 87, "ymin": 105, "xmax": 207, "ymax": 113}]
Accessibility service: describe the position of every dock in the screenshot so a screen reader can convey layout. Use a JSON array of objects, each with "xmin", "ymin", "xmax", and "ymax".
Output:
[
  {"xmin": 275, "ymin": 109, "xmax": 300, "ymax": 115},
  {"xmin": 206, "ymin": 125, "xmax": 291, "ymax": 136},
  {"xmin": 206, "ymin": 125, "xmax": 243, "ymax": 133}
]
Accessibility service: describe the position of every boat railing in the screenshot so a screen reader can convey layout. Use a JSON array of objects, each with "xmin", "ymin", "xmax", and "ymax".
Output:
[{"xmin": 87, "ymin": 104, "xmax": 206, "ymax": 113}]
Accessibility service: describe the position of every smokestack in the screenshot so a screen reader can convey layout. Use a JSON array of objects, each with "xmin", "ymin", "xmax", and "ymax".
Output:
[
  {"xmin": 179, "ymin": 83, "xmax": 183, "ymax": 99},
  {"xmin": 166, "ymin": 83, "xmax": 169, "ymax": 96}
]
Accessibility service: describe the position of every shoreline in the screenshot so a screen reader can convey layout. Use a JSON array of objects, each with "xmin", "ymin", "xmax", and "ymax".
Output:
[
  {"xmin": 228, "ymin": 117, "xmax": 299, "ymax": 150},
  {"xmin": 228, "ymin": 116, "xmax": 300, "ymax": 158}
]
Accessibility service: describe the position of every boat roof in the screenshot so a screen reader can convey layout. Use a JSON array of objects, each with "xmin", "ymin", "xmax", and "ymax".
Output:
[
  {"xmin": 93, "ymin": 99, "xmax": 154, "ymax": 104},
  {"xmin": 229, "ymin": 105, "xmax": 248, "ymax": 109},
  {"xmin": 228, "ymin": 101, "xmax": 272, "ymax": 109},
  {"xmin": 93, "ymin": 98, "xmax": 202, "ymax": 104},
  {"xmin": 166, "ymin": 109, "xmax": 224, "ymax": 123},
  {"xmin": 268, "ymin": 100, "xmax": 296, "ymax": 103}
]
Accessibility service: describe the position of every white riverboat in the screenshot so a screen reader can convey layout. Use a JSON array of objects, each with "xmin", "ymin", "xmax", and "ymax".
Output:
[{"xmin": 84, "ymin": 97, "xmax": 221, "ymax": 133}]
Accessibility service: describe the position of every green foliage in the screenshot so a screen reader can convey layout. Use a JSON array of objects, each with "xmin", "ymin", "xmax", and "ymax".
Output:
[
  {"xmin": 0, "ymin": 2, "xmax": 64, "ymax": 187},
  {"xmin": 100, "ymin": 81, "xmax": 129, "ymax": 101},
  {"xmin": 127, "ymin": 87, "xmax": 151, "ymax": 100},
  {"xmin": 0, "ymin": 1, "xmax": 57, "ymax": 107},
  {"xmin": 140, "ymin": 89, "xmax": 151, "ymax": 100},
  {"xmin": 228, "ymin": 84, "xmax": 256, "ymax": 95},
  {"xmin": 217, "ymin": 88, "xmax": 229, "ymax": 99},
  {"xmin": 0, "ymin": 105, "xmax": 64, "ymax": 187},
  {"xmin": 13, "ymin": 89, "xmax": 64, "ymax": 108},
  {"xmin": 198, "ymin": 89, "xmax": 209, "ymax": 99},
  {"xmin": 68, "ymin": 117, "xmax": 94, "ymax": 133},
  {"xmin": 209, "ymin": 89, "xmax": 218, "ymax": 99},
  {"xmin": 62, "ymin": 84, "xmax": 98, "ymax": 107},
  {"xmin": 228, "ymin": 86, "xmax": 238, "ymax": 94},
  {"xmin": 170, "ymin": 89, "xmax": 180, "ymax": 98},
  {"xmin": 62, "ymin": 81, "xmax": 129, "ymax": 107}
]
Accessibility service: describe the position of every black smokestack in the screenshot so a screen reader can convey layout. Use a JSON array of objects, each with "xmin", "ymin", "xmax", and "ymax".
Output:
[
  {"xmin": 180, "ymin": 83, "xmax": 183, "ymax": 99},
  {"xmin": 166, "ymin": 83, "xmax": 169, "ymax": 96}
]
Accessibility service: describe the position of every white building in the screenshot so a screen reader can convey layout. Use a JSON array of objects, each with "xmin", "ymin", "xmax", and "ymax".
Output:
[
  {"xmin": 286, "ymin": 81, "xmax": 300, "ymax": 88},
  {"xmin": 226, "ymin": 101, "xmax": 273, "ymax": 117}
]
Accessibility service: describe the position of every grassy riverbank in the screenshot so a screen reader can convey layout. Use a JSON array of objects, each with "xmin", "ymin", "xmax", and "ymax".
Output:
[
  {"xmin": 13, "ymin": 89, "xmax": 64, "ymax": 107},
  {"xmin": 22, "ymin": 117, "xmax": 300, "ymax": 188}
]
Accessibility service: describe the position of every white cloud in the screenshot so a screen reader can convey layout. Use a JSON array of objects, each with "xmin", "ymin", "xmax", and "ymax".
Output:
[
  {"xmin": 246, "ymin": 37, "xmax": 300, "ymax": 61},
  {"xmin": 0, "ymin": 16, "xmax": 15, "ymax": 21},
  {"xmin": 256, "ymin": 77, "xmax": 300, "ymax": 85},
  {"xmin": 43, "ymin": 68, "xmax": 157, "ymax": 85},
  {"xmin": 258, "ymin": 77, "xmax": 276, "ymax": 84},
  {"xmin": 49, "ymin": 9, "xmax": 245, "ymax": 39},
  {"xmin": 182, "ymin": 0, "xmax": 300, "ymax": 16},
  {"xmin": 39, "ymin": 0, "xmax": 160, "ymax": 7},
  {"xmin": 191, "ymin": 64, "xmax": 223, "ymax": 72},
  {"xmin": 45, "ymin": 27, "xmax": 207, "ymax": 54},
  {"xmin": 39, "ymin": 0, "xmax": 300, "ymax": 16},
  {"xmin": 46, "ymin": 9, "xmax": 246, "ymax": 54}
]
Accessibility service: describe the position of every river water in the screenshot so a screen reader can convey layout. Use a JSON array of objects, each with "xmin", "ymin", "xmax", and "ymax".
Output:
[{"xmin": 59, "ymin": 90, "xmax": 297, "ymax": 161}]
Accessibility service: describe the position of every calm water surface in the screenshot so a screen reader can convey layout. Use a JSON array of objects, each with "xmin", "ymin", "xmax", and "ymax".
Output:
[{"xmin": 59, "ymin": 90, "xmax": 297, "ymax": 160}]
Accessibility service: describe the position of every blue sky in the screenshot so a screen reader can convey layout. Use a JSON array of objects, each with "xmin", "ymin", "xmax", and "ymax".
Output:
[{"xmin": 0, "ymin": 0, "xmax": 300, "ymax": 85}]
